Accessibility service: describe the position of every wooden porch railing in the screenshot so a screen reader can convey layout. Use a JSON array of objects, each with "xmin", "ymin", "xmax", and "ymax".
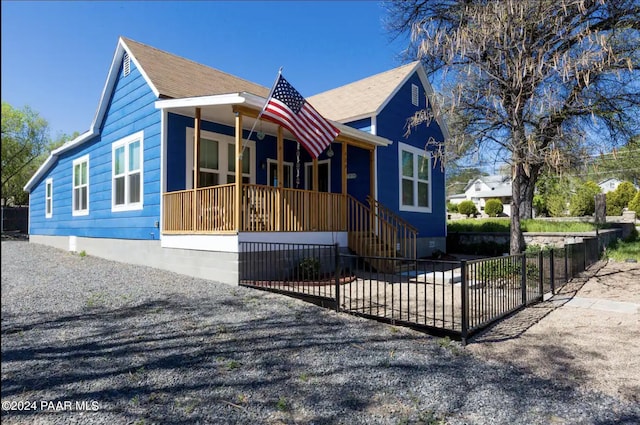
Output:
[
  {"xmin": 242, "ymin": 184, "xmax": 347, "ymax": 232},
  {"xmin": 163, "ymin": 184, "xmax": 236, "ymax": 233},
  {"xmin": 162, "ymin": 184, "xmax": 347, "ymax": 233}
]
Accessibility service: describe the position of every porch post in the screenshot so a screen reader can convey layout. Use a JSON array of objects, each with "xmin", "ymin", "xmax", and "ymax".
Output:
[
  {"xmin": 193, "ymin": 108, "xmax": 201, "ymax": 231},
  {"xmin": 277, "ymin": 126, "xmax": 284, "ymax": 231},
  {"xmin": 312, "ymin": 157, "xmax": 319, "ymax": 230},
  {"xmin": 369, "ymin": 148, "xmax": 375, "ymax": 201},
  {"xmin": 235, "ymin": 112, "xmax": 243, "ymax": 231},
  {"xmin": 342, "ymin": 142, "xmax": 348, "ymax": 230}
]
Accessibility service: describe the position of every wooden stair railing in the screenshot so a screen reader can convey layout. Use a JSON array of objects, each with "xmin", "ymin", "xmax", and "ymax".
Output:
[
  {"xmin": 347, "ymin": 195, "xmax": 418, "ymax": 273},
  {"xmin": 366, "ymin": 196, "xmax": 418, "ymax": 260}
]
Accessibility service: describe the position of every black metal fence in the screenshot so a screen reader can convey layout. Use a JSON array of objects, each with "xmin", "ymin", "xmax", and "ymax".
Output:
[
  {"xmin": 239, "ymin": 236, "xmax": 607, "ymax": 343},
  {"xmin": 1, "ymin": 206, "xmax": 28, "ymax": 234}
]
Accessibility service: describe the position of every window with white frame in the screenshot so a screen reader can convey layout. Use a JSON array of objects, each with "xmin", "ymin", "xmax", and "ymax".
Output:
[
  {"xmin": 399, "ymin": 142, "xmax": 431, "ymax": 212},
  {"xmin": 72, "ymin": 155, "xmax": 89, "ymax": 216},
  {"xmin": 112, "ymin": 131, "xmax": 144, "ymax": 211},
  {"xmin": 45, "ymin": 178, "xmax": 53, "ymax": 218},
  {"xmin": 186, "ymin": 128, "xmax": 255, "ymax": 188}
]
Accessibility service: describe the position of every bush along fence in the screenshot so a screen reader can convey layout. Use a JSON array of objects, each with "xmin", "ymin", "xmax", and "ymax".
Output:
[{"xmin": 239, "ymin": 236, "xmax": 606, "ymax": 343}]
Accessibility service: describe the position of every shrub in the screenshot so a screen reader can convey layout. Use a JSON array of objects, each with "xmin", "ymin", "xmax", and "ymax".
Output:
[
  {"xmin": 458, "ymin": 200, "xmax": 478, "ymax": 217},
  {"xmin": 297, "ymin": 257, "xmax": 320, "ymax": 280},
  {"xmin": 533, "ymin": 194, "xmax": 547, "ymax": 216},
  {"xmin": 484, "ymin": 199, "xmax": 504, "ymax": 217},
  {"xmin": 446, "ymin": 201, "xmax": 459, "ymax": 213},
  {"xmin": 629, "ymin": 192, "xmax": 640, "ymax": 215},
  {"xmin": 546, "ymin": 193, "xmax": 568, "ymax": 217},
  {"xmin": 569, "ymin": 181, "xmax": 601, "ymax": 216},
  {"xmin": 605, "ymin": 181, "xmax": 637, "ymax": 216}
]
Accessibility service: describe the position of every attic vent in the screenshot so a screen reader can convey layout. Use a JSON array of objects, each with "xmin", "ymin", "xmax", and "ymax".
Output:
[
  {"xmin": 123, "ymin": 52, "xmax": 130, "ymax": 77},
  {"xmin": 411, "ymin": 84, "xmax": 419, "ymax": 106}
]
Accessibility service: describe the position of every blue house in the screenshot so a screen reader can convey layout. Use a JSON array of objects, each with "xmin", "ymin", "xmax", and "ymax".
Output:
[{"xmin": 25, "ymin": 37, "xmax": 448, "ymax": 284}]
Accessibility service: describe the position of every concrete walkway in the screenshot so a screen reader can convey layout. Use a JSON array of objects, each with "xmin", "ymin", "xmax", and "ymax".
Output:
[{"xmin": 549, "ymin": 294, "xmax": 640, "ymax": 314}]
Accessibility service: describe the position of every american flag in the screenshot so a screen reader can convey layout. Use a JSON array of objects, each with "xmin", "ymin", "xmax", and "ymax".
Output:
[{"xmin": 262, "ymin": 74, "xmax": 339, "ymax": 158}]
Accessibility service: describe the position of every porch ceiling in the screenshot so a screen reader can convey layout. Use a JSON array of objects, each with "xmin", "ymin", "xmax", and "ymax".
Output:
[{"xmin": 155, "ymin": 93, "xmax": 391, "ymax": 149}]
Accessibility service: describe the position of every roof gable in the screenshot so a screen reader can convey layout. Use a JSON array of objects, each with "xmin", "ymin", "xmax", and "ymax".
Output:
[
  {"xmin": 308, "ymin": 61, "xmax": 421, "ymax": 122},
  {"xmin": 121, "ymin": 38, "xmax": 270, "ymax": 99},
  {"xmin": 463, "ymin": 175, "xmax": 511, "ymax": 192}
]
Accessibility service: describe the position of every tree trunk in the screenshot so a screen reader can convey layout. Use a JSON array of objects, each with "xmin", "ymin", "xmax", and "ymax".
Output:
[
  {"xmin": 510, "ymin": 164, "xmax": 526, "ymax": 254},
  {"xmin": 518, "ymin": 172, "xmax": 537, "ymax": 219}
]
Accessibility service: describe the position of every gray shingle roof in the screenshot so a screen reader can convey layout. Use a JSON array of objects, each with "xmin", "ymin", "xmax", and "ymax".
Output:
[
  {"xmin": 122, "ymin": 37, "xmax": 270, "ymax": 99},
  {"xmin": 307, "ymin": 61, "xmax": 421, "ymax": 122}
]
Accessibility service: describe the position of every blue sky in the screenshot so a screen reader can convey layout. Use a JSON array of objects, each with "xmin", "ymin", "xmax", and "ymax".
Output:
[{"xmin": 1, "ymin": 1, "xmax": 410, "ymax": 140}]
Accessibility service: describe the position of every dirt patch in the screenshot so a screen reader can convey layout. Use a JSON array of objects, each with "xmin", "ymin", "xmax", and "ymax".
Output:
[{"xmin": 467, "ymin": 260, "xmax": 640, "ymax": 403}]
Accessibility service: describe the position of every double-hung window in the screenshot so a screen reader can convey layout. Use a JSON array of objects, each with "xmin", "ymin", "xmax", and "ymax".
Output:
[
  {"xmin": 112, "ymin": 131, "xmax": 144, "ymax": 211},
  {"xmin": 186, "ymin": 128, "xmax": 255, "ymax": 188},
  {"xmin": 45, "ymin": 178, "xmax": 53, "ymax": 218},
  {"xmin": 399, "ymin": 142, "xmax": 431, "ymax": 212},
  {"xmin": 72, "ymin": 155, "xmax": 89, "ymax": 216}
]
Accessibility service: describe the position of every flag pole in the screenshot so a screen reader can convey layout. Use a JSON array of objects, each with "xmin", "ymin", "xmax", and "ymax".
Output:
[{"xmin": 241, "ymin": 67, "xmax": 283, "ymax": 156}]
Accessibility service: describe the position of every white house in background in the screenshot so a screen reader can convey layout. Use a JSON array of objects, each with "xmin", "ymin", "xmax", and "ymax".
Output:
[
  {"xmin": 598, "ymin": 178, "xmax": 627, "ymax": 193},
  {"xmin": 448, "ymin": 175, "xmax": 512, "ymax": 216}
]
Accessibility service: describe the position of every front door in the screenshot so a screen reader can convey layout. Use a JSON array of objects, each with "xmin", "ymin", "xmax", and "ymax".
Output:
[
  {"xmin": 304, "ymin": 160, "xmax": 331, "ymax": 192},
  {"xmin": 267, "ymin": 159, "xmax": 293, "ymax": 188}
]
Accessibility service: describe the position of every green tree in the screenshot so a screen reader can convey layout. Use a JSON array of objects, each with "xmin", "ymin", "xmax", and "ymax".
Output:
[
  {"xmin": 569, "ymin": 181, "xmax": 601, "ymax": 217},
  {"xmin": 534, "ymin": 172, "xmax": 572, "ymax": 217},
  {"xmin": 484, "ymin": 199, "xmax": 503, "ymax": 217},
  {"xmin": 458, "ymin": 200, "xmax": 478, "ymax": 217},
  {"xmin": 606, "ymin": 181, "xmax": 638, "ymax": 216},
  {"xmin": 628, "ymin": 192, "xmax": 640, "ymax": 215},
  {"xmin": 1, "ymin": 102, "xmax": 49, "ymax": 205},
  {"xmin": 386, "ymin": 0, "xmax": 640, "ymax": 253}
]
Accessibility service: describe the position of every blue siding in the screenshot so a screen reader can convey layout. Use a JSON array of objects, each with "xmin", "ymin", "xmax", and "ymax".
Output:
[
  {"xmin": 29, "ymin": 58, "xmax": 162, "ymax": 240},
  {"xmin": 374, "ymin": 72, "xmax": 446, "ymax": 238},
  {"xmin": 346, "ymin": 144, "xmax": 370, "ymax": 203},
  {"xmin": 166, "ymin": 113, "xmax": 339, "ymax": 192},
  {"xmin": 345, "ymin": 117, "xmax": 372, "ymax": 134}
]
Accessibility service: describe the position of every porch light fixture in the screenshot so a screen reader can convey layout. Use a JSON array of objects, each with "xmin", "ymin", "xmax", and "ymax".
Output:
[
  {"xmin": 326, "ymin": 144, "xmax": 334, "ymax": 158},
  {"xmin": 257, "ymin": 121, "xmax": 265, "ymax": 140}
]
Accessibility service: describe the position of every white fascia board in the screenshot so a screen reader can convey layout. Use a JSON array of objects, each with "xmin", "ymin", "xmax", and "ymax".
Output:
[
  {"xmin": 332, "ymin": 112, "xmax": 377, "ymax": 125},
  {"xmin": 24, "ymin": 130, "xmax": 95, "ymax": 192},
  {"xmin": 154, "ymin": 93, "xmax": 248, "ymax": 110},
  {"xmin": 374, "ymin": 62, "xmax": 450, "ymax": 143},
  {"xmin": 376, "ymin": 62, "xmax": 420, "ymax": 117},
  {"xmin": 415, "ymin": 66, "xmax": 450, "ymax": 141},
  {"xmin": 120, "ymin": 38, "xmax": 160, "ymax": 98},
  {"xmin": 26, "ymin": 38, "xmax": 160, "ymax": 193}
]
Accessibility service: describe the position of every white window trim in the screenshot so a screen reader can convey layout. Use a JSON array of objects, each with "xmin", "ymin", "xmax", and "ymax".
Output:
[
  {"xmin": 72, "ymin": 155, "xmax": 90, "ymax": 217},
  {"xmin": 304, "ymin": 159, "xmax": 331, "ymax": 192},
  {"xmin": 45, "ymin": 178, "xmax": 53, "ymax": 218},
  {"xmin": 266, "ymin": 159, "xmax": 294, "ymax": 188},
  {"xmin": 398, "ymin": 142, "xmax": 432, "ymax": 213},
  {"xmin": 112, "ymin": 131, "xmax": 144, "ymax": 212},
  {"xmin": 185, "ymin": 128, "xmax": 256, "ymax": 188}
]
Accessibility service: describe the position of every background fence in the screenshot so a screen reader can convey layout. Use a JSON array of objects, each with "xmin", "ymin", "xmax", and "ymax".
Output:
[
  {"xmin": 1, "ymin": 206, "xmax": 28, "ymax": 234},
  {"xmin": 239, "ymin": 235, "xmax": 607, "ymax": 343}
]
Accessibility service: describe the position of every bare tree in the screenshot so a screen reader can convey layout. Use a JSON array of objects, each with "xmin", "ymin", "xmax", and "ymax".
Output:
[{"xmin": 386, "ymin": 0, "xmax": 640, "ymax": 253}]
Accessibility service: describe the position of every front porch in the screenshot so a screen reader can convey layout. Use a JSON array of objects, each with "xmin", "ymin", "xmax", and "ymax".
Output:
[{"xmin": 157, "ymin": 94, "xmax": 418, "ymax": 263}]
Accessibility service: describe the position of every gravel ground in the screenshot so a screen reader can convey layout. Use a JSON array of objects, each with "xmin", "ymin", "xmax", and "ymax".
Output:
[
  {"xmin": 467, "ymin": 260, "xmax": 640, "ymax": 404},
  {"xmin": 2, "ymin": 240, "xmax": 639, "ymax": 425}
]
